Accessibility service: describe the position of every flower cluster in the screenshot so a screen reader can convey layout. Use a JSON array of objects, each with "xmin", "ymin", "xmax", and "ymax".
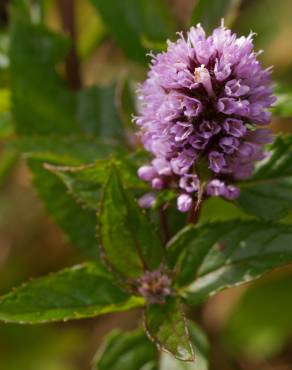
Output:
[
  {"xmin": 136, "ymin": 268, "xmax": 172, "ymax": 304},
  {"xmin": 135, "ymin": 23, "xmax": 276, "ymax": 212}
]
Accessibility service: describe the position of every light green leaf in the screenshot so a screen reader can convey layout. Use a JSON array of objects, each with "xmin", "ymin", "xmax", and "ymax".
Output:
[
  {"xmin": 238, "ymin": 136, "xmax": 292, "ymax": 220},
  {"xmin": 190, "ymin": 0, "xmax": 242, "ymax": 32},
  {"xmin": 167, "ymin": 220, "xmax": 292, "ymax": 305},
  {"xmin": 144, "ymin": 297, "xmax": 194, "ymax": 362},
  {"xmin": 160, "ymin": 323, "xmax": 209, "ymax": 370},
  {"xmin": 272, "ymin": 86, "xmax": 292, "ymax": 117},
  {"xmin": 224, "ymin": 273, "xmax": 292, "ymax": 358},
  {"xmin": 0, "ymin": 263, "xmax": 144, "ymax": 323},
  {"xmin": 95, "ymin": 329, "xmax": 157, "ymax": 370},
  {"xmin": 99, "ymin": 165, "xmax": 164, "ymax": 277}
]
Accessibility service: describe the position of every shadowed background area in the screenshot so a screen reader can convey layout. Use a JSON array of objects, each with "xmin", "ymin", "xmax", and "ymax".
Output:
[{"xmin": 0, "ymin": 0, "xmax": 292, "ymax": 369}]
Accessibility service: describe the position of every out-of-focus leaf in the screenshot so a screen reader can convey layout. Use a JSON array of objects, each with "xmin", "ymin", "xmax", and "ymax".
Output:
[
  {"xmin": 238, "ymin": 136, "xmax": 292, "ymax": 220},
  {"xmin": 77, "ymin": 84, "xmax": 125, "ymax": 139},
  {"xmin": 10, "ymin": 7, "xmax": 79, "ymax": 135},
  {"xmin": 144, "ymin": 296, "xmax": 194, "ymax": 362},
  {"xmin": 224, "ymin": 273, "xmax": 292, "ymax": 358},
  {"xmin": 190, "ymin": 0, "xmax": 242, "ymax": 32},
  {"xmin": 90, "ymin": 0, "xmax": 176, "ymax": 63},
  {"xmin": 167, "ymin": 220, "xmax": 292, "ymax": 305},
  {"xmin": 160, "ymin": 322, "xmax": 209, "ymax": 370},
  {"xmin": 0, "ymin": 149, "xmax": 18, "ymax": 187},
  {"xmin": 44, "ymin": 158, "xmax": 147, "ymax": 210},
  {"xmin": 99, "ymin": 165, "xmax": 164, "ymax": 277},
  {"xmin": 272, "ymin": 86, "xmax": 292, "ymax": 117},
  {"xmin": 95, "ymin": 329, "xmax": 157, "ymax": 370},
  {"xmin": 29, "ymin": 158, "xmax": 100, "ymax": 260},
  {"xmin": 0, "ymin": 263, "xmax": 143, "ymax": 323},
  {"xmin": 0, "ymin": 89, "xmax": 14, "ymax": 138}
]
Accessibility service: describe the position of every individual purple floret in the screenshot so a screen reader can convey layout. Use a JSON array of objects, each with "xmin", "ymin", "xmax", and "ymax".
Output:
[{"xmin": 135, "ymin": 22, "xmax": 276, "ymax": 212}]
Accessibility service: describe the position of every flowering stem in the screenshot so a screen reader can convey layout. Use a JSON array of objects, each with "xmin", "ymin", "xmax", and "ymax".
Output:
[{"xmin": 159, "ymin": 208, "xmax": 170, "ymax": 244}]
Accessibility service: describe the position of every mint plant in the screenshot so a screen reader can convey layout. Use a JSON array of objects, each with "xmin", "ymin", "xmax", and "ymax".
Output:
[{"xmin": 1, "ymin": 1, "xmax": 292, "ymax": 369}]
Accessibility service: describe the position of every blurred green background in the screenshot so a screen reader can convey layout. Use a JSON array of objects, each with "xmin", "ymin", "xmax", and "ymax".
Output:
[{"xmin": 0, "ymin": 0, "xmax": 292, "ymax": 369}]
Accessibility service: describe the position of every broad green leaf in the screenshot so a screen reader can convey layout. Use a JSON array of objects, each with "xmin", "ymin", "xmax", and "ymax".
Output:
[
  {"xmin": 144, "ymin": 296, "xmax": 194, "ymax": 362},
  {"xmin": 167, "ymin": 220, "xmax": 292, "ymax": 305},
  {"xmin": 99, "ymin": 165, "xmax": 164, "ymax": 277},
  {"xmin": 95, "ymin": 329, "xmax": 157, "ymax": 370},
  {"xmin": 238, "ymin": 136, "xmax": 292, "ymax": 220},
  {"xmin": 90, "ymin": 0, "xmax": 177, "ymax": 63},
  {"xmin": 77, "ymin": 84, "xmax": 125, "ymax": 139},
  {"xmin": 190, "ymin": 0, "xmax": 241, "ymax": 32},
  {"xmin": 44, "ymin": 159, "xmax": 147, "ymax": 210},
  {"xmin": 29, "ymin": 159, "xmax": 100, "ymax": 260},
  {"xmin": 10, "ymin": 7, "xmax": 79, "ymax": 135},
  {"xmin": 0, "ymin": 263, "xmax": 143, "ymax": 323},
  {"xmin": 160, "ymin": 323, "xmax": 209, "ymax": 370},
  {"xmin": 224, "ymin": 273, "xmax": 292, "ymax": 358}
]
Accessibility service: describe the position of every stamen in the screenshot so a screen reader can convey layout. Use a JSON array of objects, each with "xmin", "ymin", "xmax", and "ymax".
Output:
[{"xmin": 194, "ymin": 65, "xmax": 215, "ymax": 97}]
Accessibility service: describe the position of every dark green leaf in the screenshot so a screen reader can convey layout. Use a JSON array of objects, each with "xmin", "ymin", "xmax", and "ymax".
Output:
[
  {"xmin": 77, "ymin": 84, "xmax": 125, "ymax": 139},
  {"xmin": 90, "ymin": 0, "xmax": 177, "ymax": 63},
  {"xmin": 224, "ymin": 273, "xmax": 292, "ymax": 358},
  {"xmin": 99, "ymin": 165, "xmax": 164, "ymax": 277},
  {"xmin": 144, "ymin": 296, "xmax": 194, "ymax": 362},
  {"xmin": 160, "ymin": 322, "xmax": 209, "ymax": 370},
  {"xmin": 190, "ymin": 0, "xmax": 241, "ymax": 32},
  {"xmin": 95, "ymin": 329, "xmax": 157, "ymax": 370},
  {"xmin": 10, "ymin": 7, "xmax": 79, "ymax": 135},
  {"xmin": 167, "ymin": 220, "xmax": 292, "ymax": 305},
  {"xmin": 238, "ymin": 136, "xmax": 292, "ymax": 220},
  {"xmin": 0, "ymin": 263, "xmax": 143, "ymax": 323}
]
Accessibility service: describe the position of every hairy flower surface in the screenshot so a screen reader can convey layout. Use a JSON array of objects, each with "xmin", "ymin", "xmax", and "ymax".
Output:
[{"xmin": 135, "ymin": 23, "xmax": 276, "ymax": 212}]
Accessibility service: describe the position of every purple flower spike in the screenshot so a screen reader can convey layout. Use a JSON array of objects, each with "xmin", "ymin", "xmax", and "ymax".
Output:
[{"xmin": 135, "ymin": 22, "xmax": 275, "ymax": 211}]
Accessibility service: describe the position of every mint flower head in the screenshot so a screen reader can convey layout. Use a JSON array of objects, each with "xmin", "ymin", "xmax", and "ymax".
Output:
[{"xmin": 135, "ymin": 22, "xmax": 276, "ymax": 212}]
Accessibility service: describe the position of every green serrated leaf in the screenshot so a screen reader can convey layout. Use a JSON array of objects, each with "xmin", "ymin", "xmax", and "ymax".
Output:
[
  {"xmin": 144, "ymin": 297, "xmax": 194, "ymax": 362},
  {"xmin": 95, "ymin": 329, "xmax": 158, "ymax": 370},
  {"xmin": 190, "ymin": 0, "xmax": 242, "ymax": 32},
  {"xmin": 167, "ymin": 220, "xmax": 292, "ymax": 305},
  {"xmin": 99, "ymin": 165, "xmax": 164, "ymax": 278},
  {"xmin": 0, "ymin": 263, "xmax": 144, "ymax": 323},
  {"xmin": 29, "ymin": 158, "xmax": 100, "ymax": 260},
  {"xmin": 238, "ymin": 136, "xmax": 292, "ymax": 220},
  {"xmin": 43, "ymin": 158, "xmax": 147, "ymax": 210}
]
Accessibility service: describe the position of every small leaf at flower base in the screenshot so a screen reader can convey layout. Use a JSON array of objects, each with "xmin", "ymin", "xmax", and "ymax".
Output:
[
  {"xmin": 160, "ymin": 322, "xmax": 209, "ymax": 370},
  {"xmin": 238, "ymin": 136, "xmax": 292, "ymax": 220},
  {"xmin": 167, "ymin": 220, "xmax": 292, "ymax": 305},
  {"xmin": 99, "ymin": 165, "xmax": 164, "ymax": 277},
  {"xmin": 0, "ymin": 263, "xmax": 144, "ymax": 323},
  {"xmin": 190, "ymin": 0, "xmax": 242, "ymax": 32},
  {"xmin": 95, "ymin": 329, "xmax": 158, "ymax": 370},
  {"xmin": 144, "ymin": 297, "xmax": 194, "ymax": 362}
]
